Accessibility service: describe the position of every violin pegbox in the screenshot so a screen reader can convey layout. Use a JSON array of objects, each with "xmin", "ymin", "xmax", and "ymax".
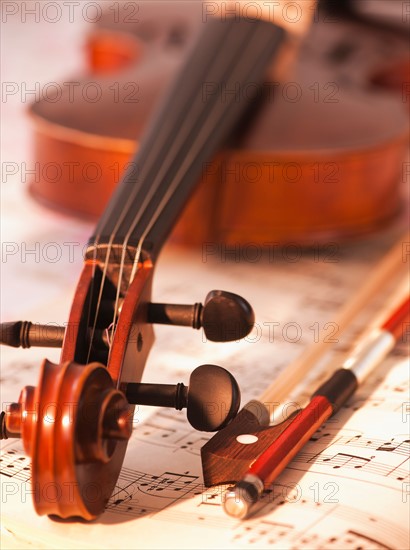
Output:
[{"xmin": 0, "ymin": 254, "xmax": 254, "ymax": 519}]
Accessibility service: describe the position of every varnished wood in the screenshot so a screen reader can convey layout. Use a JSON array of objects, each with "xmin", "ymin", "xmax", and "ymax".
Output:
[
  {"xmin": 13, "ymin": 258, "xmax": 155, "ymax": 519},
  {"xmin": 25, "ymin": 360, "xmax": 131, "ymax": 519},
  {"xmin": 108, "ymin": 260, "xmax": 154, "ymax": 387},
  {"xmin": 3, "ymin": 7, "xmax": 289, "ymax": 520},
  {"xmin": 201, "ymin": 401, "xmax": 300, "ymax": 487},
  {"xmin": 28, "ymin": 3, "xmax": 409, "ymax": 244},
  {"xmin": 61, "ymin": 260, "xmax": 97, "ymax": 363},
  {"xmin": 3, "ymin": 1, "xmax": 408, "ymax": 522}
]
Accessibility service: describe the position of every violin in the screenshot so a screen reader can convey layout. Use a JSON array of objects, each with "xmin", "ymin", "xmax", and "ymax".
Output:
[
  {"xmin": 28, "ymin": 1, "xmax": 409, "ymax": 245},
  {"xmin": 0, "ymin": 4, "xmax": 304, "ymax": 519}
]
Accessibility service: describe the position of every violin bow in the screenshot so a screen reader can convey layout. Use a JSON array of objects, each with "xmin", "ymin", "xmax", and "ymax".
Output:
[
  {"xmin": 224, "ymin": 283, "xmax": 409, "ymax": 518},
  {"xmin": 201, "ymin": 235, "xmax": 409, "ymax": 495},
  {"xmin": 0, "ymin": 3, "xmax": 315, "ymax": 520}
]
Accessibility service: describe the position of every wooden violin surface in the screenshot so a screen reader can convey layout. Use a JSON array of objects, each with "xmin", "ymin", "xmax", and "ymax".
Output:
[
  {"xmin": 29, "ymin": 2, "xmax": 202, "ymax": 218},
  {"xmin": 29, "ymin": 2, "xmax": 409, "ymax": 244}
]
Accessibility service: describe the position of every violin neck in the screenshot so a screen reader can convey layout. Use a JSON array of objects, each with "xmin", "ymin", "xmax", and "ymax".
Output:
[{"xmin": 88, "ymin": 16, "xmax": 285, "ymax": 263}]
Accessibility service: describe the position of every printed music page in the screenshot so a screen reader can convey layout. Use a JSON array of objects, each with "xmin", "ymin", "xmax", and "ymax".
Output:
[
  {"xmin": 1, "ymin": 2, "xmax": 409, "ymax": 549},
  {"xmin": 1, "ymin": 235, "xmax": 409, "ymax": 549}
]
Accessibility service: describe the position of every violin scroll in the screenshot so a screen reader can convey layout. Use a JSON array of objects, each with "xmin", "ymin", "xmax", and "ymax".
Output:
[
  {"xmin": 0, "ymin": 360, "xmax": 132, "ymax": 519},
  {"xmin": 0, "ymin": 360, "xmax": 241, "ymax": 518}
]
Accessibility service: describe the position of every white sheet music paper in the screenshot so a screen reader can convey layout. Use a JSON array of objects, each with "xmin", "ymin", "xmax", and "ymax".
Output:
[{"xmin": 1, "ymin": 4, "xmax": 409, "ymax": 549}]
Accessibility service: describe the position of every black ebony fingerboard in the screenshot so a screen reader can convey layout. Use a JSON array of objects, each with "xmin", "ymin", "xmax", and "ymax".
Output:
[{"xmin": 89, "ymin": 17, "xmax": 285, "ymax": 261}]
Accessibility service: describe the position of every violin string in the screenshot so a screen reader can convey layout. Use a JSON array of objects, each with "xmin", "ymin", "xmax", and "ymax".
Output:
[
  {"xmin": 115, "ymin": 18, "xmax": 274, "ymax": 323},
  {"xmin": 85, "ymin": 98, "xmax": 191, "ymax": 360},
  {"xmin": 108, "ymin": 18, "xmax": 254, "ymax": 351},
  {"xmin": 105, "ymin": 19, "xmax": 253, "ymax": 352},
  {"xmin": 85, "ymin": 18, "xmax": 237, "ymax": 363},
  {"xmin": 129, "ymin": 22, "xmax": 273, "ymax": 283},
  {"xmin": 88, "ymin": 17, "xmax": 276, "ymax": 364}
]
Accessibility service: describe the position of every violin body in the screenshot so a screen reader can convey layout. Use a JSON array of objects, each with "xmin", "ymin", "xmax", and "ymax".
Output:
[{"xmin": 29, "ymin": 2, "xmax": 409, "ymax": 245}]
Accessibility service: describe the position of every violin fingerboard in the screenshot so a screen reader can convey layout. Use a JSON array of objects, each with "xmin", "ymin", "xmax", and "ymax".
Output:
[{"xmin": 90, "ymin": 16, "xmax": 286, "ymax": 261}]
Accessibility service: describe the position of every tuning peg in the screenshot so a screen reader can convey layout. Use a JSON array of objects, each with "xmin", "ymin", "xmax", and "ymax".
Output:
[
  {"xmin": 0, "ymin": 321, "xmax": 112, "ymax": 350},
  {"xmin": 0, "ymin": 321, "xmax": 65, "ymax": 349},
  {"xmin": 125, "ymin": 364, "xmax": 240, "ymax": 431},
  {"xmin": 1, "ymin": 365, "xmax": 240, "ymax": 439},
  {"xmin": 1, "ymin": 291, "xmax": 254, "ymax": 349},
  {"xmin": 148, "ymin": 290, "xmax": 254, "ymax": 342}
]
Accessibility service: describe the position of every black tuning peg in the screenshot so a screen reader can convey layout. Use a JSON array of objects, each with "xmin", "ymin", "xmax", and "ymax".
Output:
[
  {"xmin": 148, "ymin": 290, "xmax": 254, "ymax": 342},
  {"xmin": 0, "ymin": 291, "xmax": 254, "ymax": 349},
  {"xmin": 0, "ymin": 321, "xmax": 111, "ymax": 350},
  {"xmin": 0, "ymin": 321, "xmax": 65, "ymax": 349},
  {"xmin": 125, "ymin": 364, "xmax": 240, "ymax": 432}
]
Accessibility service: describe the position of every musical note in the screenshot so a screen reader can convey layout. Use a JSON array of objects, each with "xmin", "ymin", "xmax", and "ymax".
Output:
[
  {"xmin": 231, "ymin": 479, "xmax": 409, "ymax": 549},
  {"xmin": 132, "ymin": 410, "xmax": 210, "ymax": 455},
  {"xmin": 312, "ymin": 452, "xmax": 372, "ymax": 469},
  {"xmin": 290, "ymin": 529, "xmax": 394, "ymax": 550},
  {"xmin": 102, "ymin": 463, "xmax": 201, "ymax": 520},
  {"xmin": 291, "ymin": 439, "xmax": 409, "ymax": 484},
  {"xmin": 232, "ymin": 519, "xmax": 295, "ymax": 546},
  {"xmin": 138, "ymin": 471, "xmax": 199, "ymax": 495},
  {"xmin": 339, "ymin": 530, "xmax": 393, "ymax": 550},
  {"xmin": 0, "ymin": 447, "xmax": 31, "ymax": 482}
]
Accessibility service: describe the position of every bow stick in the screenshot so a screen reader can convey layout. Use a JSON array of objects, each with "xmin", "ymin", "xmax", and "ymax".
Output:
[
  {"xmin": 201, "ymin": 235, "xmax": 409, "ymax": 495},
  {"xmin": 223, "ymin": 286, "xmax": 409, "ymax": 517}
]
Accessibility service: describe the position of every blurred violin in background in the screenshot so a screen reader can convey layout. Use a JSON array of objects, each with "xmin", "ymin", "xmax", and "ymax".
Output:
[{"xmin": 29, "ymin": 0, "xmax": 409, "ymax": 246}]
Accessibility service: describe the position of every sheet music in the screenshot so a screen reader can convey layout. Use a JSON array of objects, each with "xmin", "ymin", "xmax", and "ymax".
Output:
[
  {"xmin": 1, "ymin": 4, "xmax": 409, "ymax": 549},
  {"xmin": 1, "ymin": 355, "xmax": 409, "ymax": 549}
]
